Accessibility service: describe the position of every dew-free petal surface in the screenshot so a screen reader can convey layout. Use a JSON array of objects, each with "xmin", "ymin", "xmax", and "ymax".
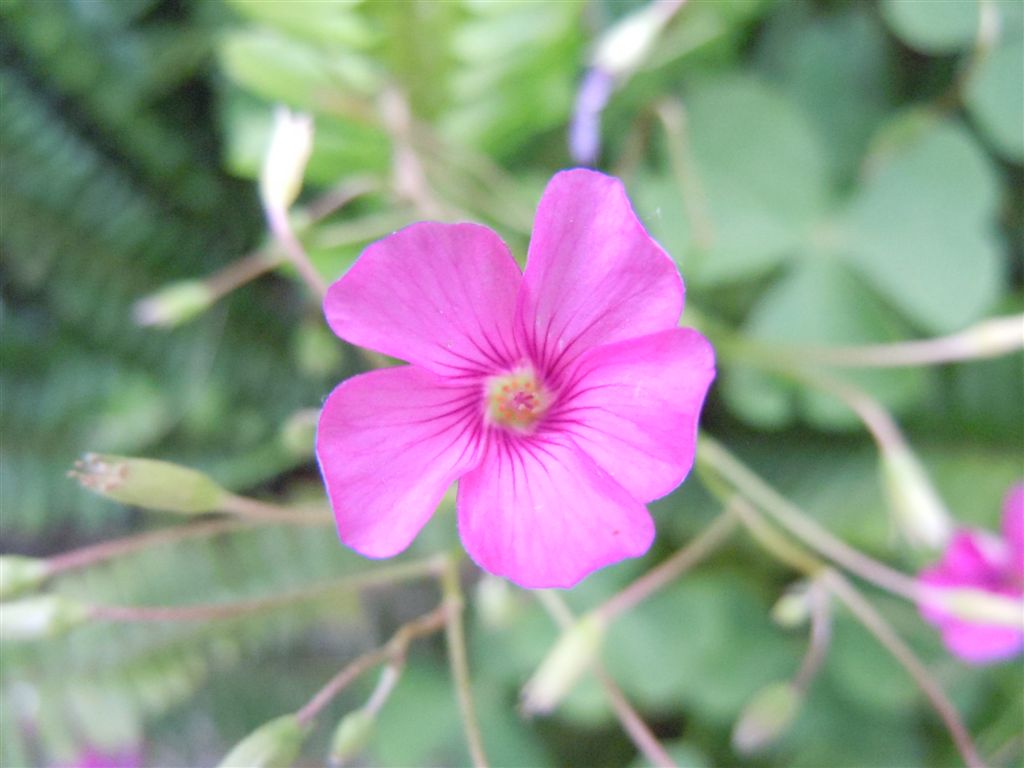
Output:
[
  {"xmin": 517, "ymin": 169, "xmax": 683, "ymax": 377},
  {"xmin": 317, "ymin": 366, "xmax": 482, "ymax": 558},
  {"xmin": 457, "ymin": 434, "xmax": 654, "ymax": 589},
  {"xmin": 551, "ymin": 328, "xmax": 715, "ymax": 503},
  {"xmin": 1003, "ymin": 483, "xmax": 1024, "ymax": 581},
  {"xmin": 325, "ymin": 222, "xmax": 522, "ymax": 377}
]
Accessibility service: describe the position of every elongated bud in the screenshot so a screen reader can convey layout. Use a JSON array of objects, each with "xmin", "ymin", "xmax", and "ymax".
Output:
[
  {"xmin": 0, "ymin": 595, "xmax": 89, "ymax": 641},
  {"xmin": 881, "ymin": 447, "xmax": 952, "ymax": 551},
  {"xmin": 217, "ymin": 714, "xmax": 309, "ymax": 768},
  {"xmin": 260, "ymin": 107, "xmax": 314, "ymax": 214},
  {"xmin": 960, "ymin": 314, "xmax": 1024, "ymax": 358},
  {"xmin": 133, "ymin": 280, "xmax": 214, "ymax": 329},
  {"xmin": 69, "ymin": 454, "xmax": 227, "ymax": 514},
  {"xmin": 771, "ymin": 582, "xmax": 812, "ymax": 628},
  {"xmin": 474, "ymin": 575, "xmax": 519, "ymax": 630},
  {"xmin": 329, "ymin": 708, "xmax": 374, "ymax": 767},
  {"xmin": 0, "ymin": 555, "xmax": 49, "ymax": 600},
  {"xmin": 280, "ymin": 409, "xmax": 318, "ymax": 459},
  {"xmin": 521, "ymin": 612, "xmax": 606, "ymax": 716},
  {"xmin": 732, "ymin": 681, "xmax": 802, "ymax": 755},
  {"xmin": 593, "ymin": 0, "xmax": 679, "ymax": 77},
  {"xmin": 934, "ymin": 588, "xmax": 1024, "ymax": 630}
]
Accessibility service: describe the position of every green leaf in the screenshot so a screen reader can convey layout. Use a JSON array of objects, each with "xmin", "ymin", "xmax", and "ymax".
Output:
[
  {"xmin": 840, "ymin": 114, "xmax": 1002, "ymax": 333},
  {"xmin": 966, "ymin": 38, "xmax": 1024, "ymax": 162},
  {"xmin": 881, "ymin": 0, "xmax": 979, "ymax": 54},
  {"xmin": 667, "ymin": 75, "xmax": 830, "ymax": 285},
  {"xmin": 757, "ymin": 4, "xmax": 895, "ymax": 184},
  {"xmin": 723, "ymin": 258, "xmax": 931, "ymax": 430}
]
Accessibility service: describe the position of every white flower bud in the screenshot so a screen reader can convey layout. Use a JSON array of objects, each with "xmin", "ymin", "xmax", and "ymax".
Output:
[
  {"xmin": 881, "ymin": 447, "xmax": 952, "ymax": 551},
  {"xmin": 0, "ymin": 595, "xmax": 89, "ymax": 641},
  {"xmin": 133, "ymin": 280, "xmax": 214, "ymax": 328},
  {"xmin": 260, "ymin": 107, "xmax": 314, "ymax": 214},
  {"xmin": 0, "ymin": 555, "xmax": 49, "ymax": 600},
  {"xmin": 521, "ymin": 612, "xmax": 606, "ymax": 716}
]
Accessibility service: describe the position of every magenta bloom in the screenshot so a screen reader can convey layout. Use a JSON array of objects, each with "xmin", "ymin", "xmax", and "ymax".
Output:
[
  {"xmin": 316, "ymin": 169, "xmax": 715, "ymax": 588},
  {"xmin": 918, "ymin": 484, "xmax": 1024, "ymax": 664}
]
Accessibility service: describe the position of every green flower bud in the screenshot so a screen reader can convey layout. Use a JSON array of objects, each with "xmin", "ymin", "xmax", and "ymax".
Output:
[
  {"xmin": 328, "ymin": 708, "xmax": 374, "ymax": 767},
  {"xmin": 521, "ymin": 612, "xmax": 606, "ymax": 716},
  {"xmin": 69, "ymin": 454, "xmax": 227, "ymax": 514},
  {"xmin": 0, "ymin": 555, "xmax": 49, "ymax": 599},
  {"xmin": 133, "ymin": 280, "xmax": 214, "ymax": 329},
  {"xmin": 881, "ymin": 447, "xmax": 951, "ymax": 551},
  {"xmin": 771, "ymin": 582, "xmax": 812, "ymax": 628},
  {"xmin": 732, "ymin": 681, "xmax": 803, "ymax": 755},
  {"xmin": 0, "ymin": 595, "xmax": 89, "ymax": 641},
  {"xmin": 217, "ymin": 714, "xmax": 309, "ymax": 768}
]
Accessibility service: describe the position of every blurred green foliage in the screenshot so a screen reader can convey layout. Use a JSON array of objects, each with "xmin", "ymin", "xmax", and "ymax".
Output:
[{"xmin": 2, "ymin": 0, "xmax": 1022, "ymax": 766}]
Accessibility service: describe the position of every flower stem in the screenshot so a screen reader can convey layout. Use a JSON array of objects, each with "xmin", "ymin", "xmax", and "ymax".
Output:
[
  {"xmin": 595, "ymin": 510, "xmax": 738, "ymax": 623},
  {"xmin": 219, "ymin": 493, "xmax": 332, "ymax": 525},
  {"xmin": 822, "ymin": 570, "xmax": 985, "ymax": 768},
  {"xmin": 294, "ymin": 603, "xmax": 447, "ymax": 726},
  {"xmin": 793, "ymin": 579, "xmax": 832, "ymax": 694},
  {"xmin": 88, "ymin": 557, "xmax": 444, "ymax": 624},
  {"xmin": 697, "ymin": 435, "xmax": 922, "ymax": 601},
  {"xmin": 535, "ymin": 591, "xmax": 677, "ymax": 768},
  {"xmin": 265, "ymin": 206, "xmax": 328, "ymax": 300},
  {"xmin": 440, "ymin": 554, "xmax": 489, "ymax": 768},
  {"xmin": 655, "ymin": 99, "xmax": 715, "ymax": 254},
  {"xmin": 45, "ymin": 517, "xmax": 258, "ymax": 576}
]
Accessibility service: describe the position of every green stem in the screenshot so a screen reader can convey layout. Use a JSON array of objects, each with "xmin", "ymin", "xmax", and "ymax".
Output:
[
  {"xmin": 698, "ymin": 435, "xmax": 921, "ymax": 601},
  {"xmin": 441, "ymin": 554, "xmax": 489, "ymax": 768},
  {"xmin": 596, "ymin": 510, "xmax": 738, "ymax": 622}
]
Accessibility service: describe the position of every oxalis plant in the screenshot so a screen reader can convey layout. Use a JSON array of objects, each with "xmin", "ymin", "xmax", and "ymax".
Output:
[{"xmin": 2, "ymin": 1, "xmax": 1023, "ymax": 767}]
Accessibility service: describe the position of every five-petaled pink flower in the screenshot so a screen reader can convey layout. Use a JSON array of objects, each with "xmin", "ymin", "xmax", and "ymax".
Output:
[
  {"xmin": 316, "ymin": 169, "xmax": 715, "ymax": 588},
  {"xmin": 918, "ymin": 483, "xmax": 1024, "ymax": 664}
]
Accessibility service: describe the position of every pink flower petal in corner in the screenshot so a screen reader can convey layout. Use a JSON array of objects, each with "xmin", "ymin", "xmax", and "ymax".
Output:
[
  {"xmin": 516, "ymin": 169, "xmax": 683, "ymax": 376},
  {"xmin": 325, "ymin": 222, "xmax": 523, "ymax": 377},
  {"xmin": 316, "ymin": 366, "xmax": 483, "ymax": 558},
  {"xmin": 1003, "ymin": 483, "xmax": 1024, "ymax": 581},
  {"xmin": 457, "ymin": 434, "xmax": 654, "ymax": 589}
]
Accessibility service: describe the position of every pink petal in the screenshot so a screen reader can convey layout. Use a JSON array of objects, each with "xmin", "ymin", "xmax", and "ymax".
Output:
[
  {"xmin": 517, "ymin": 169, "xmax": 684, "ymax": 377},
  {"xmin": 316, "ymin": 366, "xmax": 482, "ymax": 557},
  {"xmin": 935, "ymin": 616, "xmax": 1024, "ymax": 665},
  {"xmin": 549, "ymin": 328, "xmax": 715, "ymax": 503},
  {"xmin": 1003, "ymin": 483, "xmax": 1024, "ymax": 581},
  {"xmin": 918, "ymin": 531, "xmax": 1007, "ymax": 624},
  {"xmin": 325, "ymin": 222, "xmax": 522, "ymax": 377},
  {"xmin": 457, "ymin": 434, "xmax": 655, "ymax": 589}
]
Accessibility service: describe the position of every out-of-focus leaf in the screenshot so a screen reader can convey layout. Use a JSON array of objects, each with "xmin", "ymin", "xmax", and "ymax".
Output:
[
  {"xmin": 722, "ymin": 258, "xmax": 931, "ymax": 430},
  {"xmin": 880, "ymin": 0, "xmax": 979, "ymax": 54},
  {"xmin": 839, "ymin": 114, "xmax": 1002, "ymax": 333},
  {"xmin": 966, "ymin": 38, "xmax": 1024, "ymax": 162},
  {"xmin": 225, "ymin": 0, "xmax": 377, "ymax": 48}
]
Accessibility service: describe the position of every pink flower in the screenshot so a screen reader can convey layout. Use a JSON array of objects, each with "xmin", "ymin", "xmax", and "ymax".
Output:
[
  {"xmin": 316, "ymin": 169, "xmax": 715, "ymax": 588},
  {"xmin": 58, "ymin": 746, "xmax": 142, "ymax": 768},
  {"xmin": 918, "ymin": 484, "xmax": 1024, "ymax": 664}
]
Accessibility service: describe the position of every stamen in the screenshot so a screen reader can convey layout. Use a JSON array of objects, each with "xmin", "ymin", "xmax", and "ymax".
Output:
[{"xmin": 485, "ymin": 366, "xmax": 551, "ymax": 432}]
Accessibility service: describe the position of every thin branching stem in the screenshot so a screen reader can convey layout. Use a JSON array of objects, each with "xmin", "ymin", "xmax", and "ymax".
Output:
[
  {"xmin": 89, "ymin": 557, "xmax": 444, "ymax": 624},
  {"xmin": 220, "ymin": 493, "xmax": 332, "ymax": 525},
  {"xmin": 596, "ymin": 510, "xmax": 738, "ymax": 622},
  {"xmin": 535, "ymin": 591, "xmax": 677, "ymax": 768},
  {"xmin": 440, "ymin": 555, "xmax": 489, "ymax": 768},
  {"xmin": 295, "ymin": 603, "xmax": 448, "ymax": 726}
]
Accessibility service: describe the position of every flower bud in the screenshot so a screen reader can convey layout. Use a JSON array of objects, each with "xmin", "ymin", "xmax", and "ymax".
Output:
[
  {"xmin": 593, "ymin": 1, "xmax": 678, "ymax": 77},
  {"xmin": 133, "ymin": 280, "xmax": 214, "ymax": 329},
  {"xmin": 69, "ymin": 454, "xmax": 227, "ymax": 514},
  {"xmin": 771, "ymin": 582, "xmax": 812, "ymax": 628},
  {"xmin": 732, "ymin": 681, "xmax": 802, "ymax": 755},
  {"xmin": 521, "ymin": 612, "xmax": 606, "ymax": 716},
  {"xmin": 328, "ymin": 708, "xmax": 374, "ymax": 767},
  {"xmin": 279, "ymin": 409, "xmax": 318, "ymax": 459},
  {"xmin": 0, "ymin": 555, "xmax": 49, "ymax": 600},
  {"xmin": 881, "ymin": 446, "xmax": 952, "ymax": 551},
  {"xmin": 936, "ymin": 588, "xmax": 1024, "ymax": 630},
  {"xmin": 474, "ymin": 575, "xmax": 520, "ymax": 630},
  {"xmin": 260, "ymin": 107, "xmax": 314, "ymax": 214},
  {"xmin": 217, "ymin": 714, "xmax": 309, "ymax": 768},
  {"xmin": 0, "ymin": 595, "xmax": 89, "ymax": 641},
  {"xmin": 961, "ymin": 314, "xmax": 1024, "ymax": 358}
]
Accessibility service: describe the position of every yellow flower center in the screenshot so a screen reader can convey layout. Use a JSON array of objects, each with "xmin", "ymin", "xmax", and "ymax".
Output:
[{"xmin": 485, "ymin": 367, "xmax": 550, "ymax": 432}]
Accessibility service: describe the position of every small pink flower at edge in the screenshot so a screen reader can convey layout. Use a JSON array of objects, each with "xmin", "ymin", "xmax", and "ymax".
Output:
[
  {"xmin": 316, "ymin": 169, "xmax": 715, "ymax": 589},
  {"xmin": 918, "ymin": 483, "xmax": 1024, "ymax": 664}
]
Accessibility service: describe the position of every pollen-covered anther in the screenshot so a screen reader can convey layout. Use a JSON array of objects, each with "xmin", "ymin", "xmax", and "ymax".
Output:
[{"xmin": 485, "ymin": 367, "xmax": 551, "ymax": 431}]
